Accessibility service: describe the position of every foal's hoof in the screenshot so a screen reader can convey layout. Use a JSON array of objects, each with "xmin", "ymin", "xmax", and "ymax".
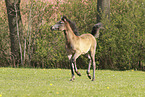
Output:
[
  {"xmin": 86, "ymin": 71, "xmax": 91, "ymax": 79},
  {"xmin": 87, "ymin": 75, "xmax": 91, "ymax": 79},
  {"xmin": 92, "ymin": 78, "xmax": 95, "ymax": 81},
  {"xmin": 70, "ymin": 76, "xmax": 75, "ymax": 81},
  {"xmin": 70, "ymin": 78, "xmax": 75, "ymax": 81},
  {"xmin": 76, "ymin": 71, "xmax": 81, "ymax": 76}
]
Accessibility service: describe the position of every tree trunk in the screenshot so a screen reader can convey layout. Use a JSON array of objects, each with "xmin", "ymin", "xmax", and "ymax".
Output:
[
  {"xmin": 5, "ymin": 0, "xmax": 23, "ymax": 66},
  {"xmin": 97, "ymin": 0, "xmax": 110, "ymax": 69},
  {"xmin": 97, "ymin": 0, "xmax": 110, "ymax": 22}
]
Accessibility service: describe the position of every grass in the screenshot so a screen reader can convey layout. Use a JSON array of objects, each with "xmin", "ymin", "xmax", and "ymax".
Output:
[{"xmin": 0, "ymin": 68, "xmax": 145, "ymax": 97}]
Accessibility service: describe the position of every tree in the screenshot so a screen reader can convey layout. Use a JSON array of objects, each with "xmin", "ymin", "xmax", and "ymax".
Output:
[
  {"xmin": 97, "ymin": 0, "xmax": 110, "ymax": 69},
  {"xmin": 5, "ymin": 0, "xmax": 23, "ymax": 67},
  {"xmin": 97, "ymin": 0, "xmax": 110, "ymax": 23}
]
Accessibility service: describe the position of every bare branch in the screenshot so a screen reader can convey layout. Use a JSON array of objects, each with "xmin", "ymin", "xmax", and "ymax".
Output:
[{"xmin": 14, "ymin": 2, "xmax": 23, "ymax": 66}]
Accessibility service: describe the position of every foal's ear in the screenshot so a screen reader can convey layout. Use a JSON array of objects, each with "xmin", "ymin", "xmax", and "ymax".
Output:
[{"xmin": 61, "ymin": 15, "xmax": 67, "ymax": 22}]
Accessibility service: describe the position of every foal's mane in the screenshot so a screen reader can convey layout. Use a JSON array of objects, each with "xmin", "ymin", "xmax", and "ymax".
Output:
[{"xmin": 62, "ymin": 16, "xmax": 80, "ymax": 36}]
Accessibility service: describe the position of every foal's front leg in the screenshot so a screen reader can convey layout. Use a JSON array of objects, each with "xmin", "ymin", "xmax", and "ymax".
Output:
[
  {"xmin": 74, "ymin": 59, "xmax": 81, "ymax": 76},
  {"xmin": 70, "ymin": 61, "xmax": 75, "ymax": 81},
  {"xmin": 69, "ymin": 52, "xmax": 82, "ymax": 81},
  {"xmin": 68, "ymin": 55, "xmax": 75, "ymax": 81},
  {"xmin": 72, "ymin": 52, "xmax": 81, "ymax": 77}
]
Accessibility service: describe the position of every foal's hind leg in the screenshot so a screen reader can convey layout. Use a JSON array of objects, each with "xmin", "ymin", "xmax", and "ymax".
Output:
[
  {"xmin": 91, "ymin": 50, "xmax": 96, "ymax": 81},
  {"xmin": 86, "ymin": 54, "xmax": 92, "ymax": 79},
  {"xmin": 92, "ymin": 56, "xmax": 96, "ymax": 81}
]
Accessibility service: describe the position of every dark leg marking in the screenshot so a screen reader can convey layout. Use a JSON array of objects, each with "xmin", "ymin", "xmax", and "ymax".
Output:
[
  {"xmin": 87, "ymin": 71, "xmax": 91, "ymax": 79},
  {"xmin": 76, "ymin": 71, "xmax": 81, "ymax": 76}
]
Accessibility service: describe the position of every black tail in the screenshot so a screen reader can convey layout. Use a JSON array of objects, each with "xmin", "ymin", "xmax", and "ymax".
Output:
[{"xmin": 91, "ymin": 23, "xmax": 104, "ymax": 38}]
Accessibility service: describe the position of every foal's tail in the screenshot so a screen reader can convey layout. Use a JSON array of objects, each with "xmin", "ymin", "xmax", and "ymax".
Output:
[{"xmin": 91, "ymin": 23, "xmax": 104, "ymax": 38}]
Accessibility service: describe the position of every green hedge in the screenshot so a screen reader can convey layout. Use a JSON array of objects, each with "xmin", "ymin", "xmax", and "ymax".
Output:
[
  {"xmin": 98, "ymin": 0, "xmax": 145, "ymax": 70},
  {"xmin": 1, "ymin": 0, "xmax": 145, "ymax": 70}
]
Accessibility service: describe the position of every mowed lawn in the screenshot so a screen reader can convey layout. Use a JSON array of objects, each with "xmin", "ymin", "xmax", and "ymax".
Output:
[{"xmin": 0, "ymin": 68, "xmax": 145, "ymax": 97}]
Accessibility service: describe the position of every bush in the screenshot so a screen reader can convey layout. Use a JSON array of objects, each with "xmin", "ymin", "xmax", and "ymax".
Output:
[
  {"xmin": 1, "ymin": 0, "xmax": 145, "ymax": 70},
  {"xmin": 98, "ymin": 0, "xmax": 145, "ymax": 70}
]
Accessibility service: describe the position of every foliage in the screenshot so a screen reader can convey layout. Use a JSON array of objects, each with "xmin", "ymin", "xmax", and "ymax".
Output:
[
  {"xmin": 0, "ymin": 0, "xmax": 10, "ymax": 66},
  {"xmin": 0, "ymin": 68, "xmax": 145, "ymax": 97},
  {"xmin": 98, "ymin": 0, "xmax": 145, "ymax": 70},
  {"xmin": 0, "ymin": 0, "xmax": 145, "ymax": 70}
]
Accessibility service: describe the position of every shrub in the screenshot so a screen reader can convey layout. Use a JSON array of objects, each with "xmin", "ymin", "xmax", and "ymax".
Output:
[
  {"xmin": 1, "ymin": 0, "xmax": 145, "ymax": 70},
  {"xmin": 98, "ymin": 0, "xmax": 145, "ymax": 70}
]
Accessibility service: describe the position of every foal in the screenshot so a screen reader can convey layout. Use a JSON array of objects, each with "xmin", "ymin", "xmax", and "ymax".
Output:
[{"xmin": 51, "ymin": 16, "xmax": 103, "ymax": 81}]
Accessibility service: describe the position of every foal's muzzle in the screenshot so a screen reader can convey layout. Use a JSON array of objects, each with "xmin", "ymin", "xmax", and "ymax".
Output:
[{"xmin": 50, "ymin": 26, "xmax": 59, "ymax": 31}]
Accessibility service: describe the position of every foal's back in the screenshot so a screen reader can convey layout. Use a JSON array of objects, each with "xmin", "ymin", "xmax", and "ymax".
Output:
[{"xmin": 78, "ymin": 33, "xmax": 96, "ymax": 54}]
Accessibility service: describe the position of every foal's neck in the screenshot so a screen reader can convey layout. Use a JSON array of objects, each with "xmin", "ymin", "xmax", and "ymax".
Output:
[
  {"xmin": 65, "ymin": 21, "xmax": 78, "ymax": 41},
  {"xmin": 63, "ymin": 30, "xmax": 69, "ymax": 42}
]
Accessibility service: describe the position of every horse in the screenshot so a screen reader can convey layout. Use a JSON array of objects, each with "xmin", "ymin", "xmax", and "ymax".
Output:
[{"xmin": 51, "ymin": 16, "xmax": 104, "ymax": 81}]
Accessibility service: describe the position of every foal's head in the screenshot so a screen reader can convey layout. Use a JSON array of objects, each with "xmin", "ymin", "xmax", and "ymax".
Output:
[
  {"xmin": 51, "ymin": 16, "xmax": 79, "ymax": 36},
  {"xmin": 51, "ymin": 20, "xmax": 65, "ymax": 31}
]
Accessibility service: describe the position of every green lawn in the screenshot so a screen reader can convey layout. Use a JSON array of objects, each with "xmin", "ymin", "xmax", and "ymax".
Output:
[{"xmin": 0, "ymin": 68, "xmax": 145, "ymax": 97}]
